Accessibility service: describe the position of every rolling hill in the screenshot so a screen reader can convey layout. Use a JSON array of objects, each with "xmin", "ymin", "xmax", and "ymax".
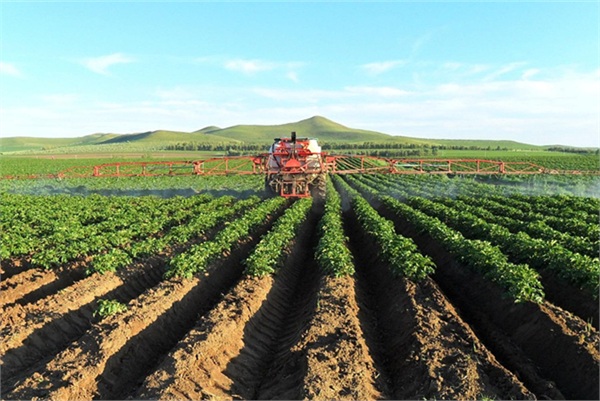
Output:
[
  {"xmin": 99, "ymin": 129, "xmax": 240, "ymax": 145},
  {"xmin": 0, "ymin": 116, "xmax": 552, "ymax": 153},
  {"xmin": 201, "ymin": 116, "xmax": 415, "ymax": 144},
  {"xmin": 0, "ymin": 134, "xmax": 120, "ymax": 153}
]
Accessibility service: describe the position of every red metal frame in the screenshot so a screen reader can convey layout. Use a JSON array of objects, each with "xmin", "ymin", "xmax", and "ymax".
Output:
[
  {"xmin": 389, "ymin": 158, "xmax": 547, "ymax": 175},
  {"xmin": 84, "ymin": 156, "xmax": 266, "ymax": 178},
  {"xmin": 1, "ymin": 155, "xmax": 595, "ymax": 180}
]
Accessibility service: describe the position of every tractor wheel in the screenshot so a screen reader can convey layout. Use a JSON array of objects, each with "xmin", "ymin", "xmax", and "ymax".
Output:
[
  {"xmin": 264, "ymin": 176, "xmax": 274, "ymax": 196},
  {"xmin": 313, "ymin": 173, "xmax": 327, "ymax": 201}
]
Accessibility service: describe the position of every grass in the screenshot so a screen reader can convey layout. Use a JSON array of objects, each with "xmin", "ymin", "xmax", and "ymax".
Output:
[
  {"xmin": 3, "ymin": 116, "xmax": 569, "ymax": 154},
  {"xmin": 0, "ymin": 153, "xmax": 225, "ymax": 176}
]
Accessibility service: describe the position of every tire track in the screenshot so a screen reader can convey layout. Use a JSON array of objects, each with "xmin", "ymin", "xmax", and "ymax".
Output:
[
  {"xmin": 344, "ymin": 207, "xmax": 534, "ymax": 400},
  {"xmin": 3, "ymin": 207, "xmax": 283, "ymax": 401},
  {"xmin": 250, "ymin": 222, "xmax": 322, "ymax": 399},
  {"xmin": 135, "ymin": 207, "xmax": 321, "ymax": 400},
  {"xmin": 294, "ymin": 274, "xmax": 388, "ymax": 400}
]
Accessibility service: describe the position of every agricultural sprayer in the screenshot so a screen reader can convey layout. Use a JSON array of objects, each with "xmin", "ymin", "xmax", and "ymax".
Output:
[{"xmin": 2, "ymin": 132, "xmax": 593, "ymax": 198}]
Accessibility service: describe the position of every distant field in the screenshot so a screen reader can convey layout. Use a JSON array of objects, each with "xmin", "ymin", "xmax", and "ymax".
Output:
[{"xmin": 0, "ymin": 152, "xmax": 224, "ymax": 176}]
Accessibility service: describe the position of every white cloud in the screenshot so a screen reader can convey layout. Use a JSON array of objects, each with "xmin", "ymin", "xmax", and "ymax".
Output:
[
  {"xmin": 483, "ymin": 61, "xmax": 527, "ymax": 81},
  {"xmin": 521, "ymin": 68, "xmax": 540, "ymax": 80},
  {"xmin": 253, "ymin": 87, "xmax": 349, "ymax": 103},
  {"xmin": 361, "ymin": 60, "xmax": 406, "ymax": 76},
  {"xmin": 442, "ymin": 62, "xmax": 462, "ymax": 71},
  {"xmin": 286, "ymin": 71, "xmax": 299, "ymax": 83},
  {"xmin": 223, "ymin": 58, "xmax": 305, "ymax": 82},
  {"xmin": 38, "ymin": 93, "xmax": 80, "ymax": 107},
  {"xmin": 224, "ymin": 59, "xmax": 275, "ymax": 74},
  {"xmin": 0, "ymin": 62, "xmax": 23, "ymax": 77},
  {"xmin": 80, "ymin": 53, "xmax": 135, "ymax": 75},
  {"xmin": 345, "ymin": 86, "xmax": 412, "ymax": 97},
  {"xmin": 441, "ymin": 62, "xmax": 490, "ymax": 76}
]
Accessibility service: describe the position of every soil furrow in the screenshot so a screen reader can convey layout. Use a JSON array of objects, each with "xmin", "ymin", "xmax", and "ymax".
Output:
[
  {"xmin": 3, "ymin": 207, "xmax": 282, "ymax": 401},
  {"xmin": 0, "ymin": 262, "xmax": 86, "ymax": 308},
  {"xmin": 294, "ymin": 274, "xmax": 388, "ymax": 400},
  {"xmin": 377, "ymin": 202, "xmax": 600, "ymax": 400},
  {"xmin": 537, "ymin": 267, "xmax": 599, "ymax": 329},
  {"xmin": 0, "ymin": 213, "xmax": 249, "ymax": 388},
  {"xmin": 0, "ymin": 257, "xmax": 31, "ymax": 281},
  {"xmin": 0, "ymin": 257, "xmax": 165, "ymax": 388},
  {"xmin": 133, "ymin": 274, "xmax": 280, "ymax": 400},
  {"xmin": 135, "ymin": 207, "xmax": 321, "ymax": 400},
  {"xmin": 344, "ymin": 207, "xmax": 534, "ymax": 400},
  {"xmin": 250, "ymin": 211, "xmax": 322, "ymax": 400}
]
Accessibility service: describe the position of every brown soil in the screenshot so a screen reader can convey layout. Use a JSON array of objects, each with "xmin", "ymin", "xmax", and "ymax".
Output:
[
  {"xmin": 345, "ymin": 208, "xmax": 535, "ymax": 401},
  {"xmin": 4, "ymin": 245, "xmax": 265, "ymax": 400},
  {"xmin": 377, "ymin": 200, "xmax": 599, "ymax": 400},
  {"xmin": 0, "ymin": 255, "xmax": 164, "ymax": 383},
  {"xmin": 1, "ymin": 194, "xmax": 598, "ymax": 401},
  {"xmin": 293, "ymin": 275, "xmax": 385, "ymax": 400},
  {"xmin": 3, "ymin": 205, "xmax": 284, "ymax": 401},
  {"xmin": 0, "ymin": 257, "xmax": 31, "ymax": 280},
  {"xmin": 136, "ymin": 207, "xmax": 323, "ymax": 400},
  {"xmin": 135, "ymin": 274, "xmax": 278, "ymax": 400},
  {"xmin": 537, "ymin": 266, "xmax": 599, "ymax": 328},
  {"xmin": 0, "ymin": 260, "xmax": 86, "ymax": 308}
]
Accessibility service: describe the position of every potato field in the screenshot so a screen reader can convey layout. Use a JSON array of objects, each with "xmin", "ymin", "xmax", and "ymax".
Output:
[{"xmin": 1, "ymin": 173, "xmax": 599, "ymax": 400}]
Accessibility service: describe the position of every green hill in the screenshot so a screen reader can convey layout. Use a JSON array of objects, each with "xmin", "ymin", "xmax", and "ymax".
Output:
[
  {"xmin": 194, "ymin": 126, "xmax": 222, "ymax": 134},
  {"xmin": 100, "ymin": 129, "xmax": 239, "ymax": 145},
  {"xmin": 427, "ymin": 138, "xmax": 541, "ymax": 150},
  {"xmin": 0, "ymin": 133, "xmax": 120, "ymax": 153},
  {"xmin": 0, "ymin": 116, "xmax": 556, "ymax": 154},
  {"xmin": 204, "ymin": 116, "xmax": 424, "ymax": 144},
  {"xmin": 200, "ymin": 116, "xmax": 542, "ymax": 149}
]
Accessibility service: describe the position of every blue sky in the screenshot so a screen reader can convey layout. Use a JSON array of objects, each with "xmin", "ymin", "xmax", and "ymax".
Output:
[{"xmin": 1, "ymin": 1, "xmax": 598, "ymax": 147}]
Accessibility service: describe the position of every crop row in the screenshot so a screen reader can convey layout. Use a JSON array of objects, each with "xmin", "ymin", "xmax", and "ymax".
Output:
[
  {"xmin": 0, "ymin": 174, "xmax": 265, "ymax": 196},
  {"xmin": 366, "ymin": 173, "xmax": 598, "ymax": 218},
  {"xmin": 333, "ymin": 175, "xmax": 435, "ymax": 281},
  {"xmin": 1, "ymin": 194, "xmax": 214, "ymax": 263},
  {"xmin": 358, "ymin": 174, "xmax": 600, "ymax": 298},
  {"xmin": 89, "ymin": 196, "xmax": 261, "ymax": 275},
  {"xmin": 406, "ymin": 196, "xmax": 599, "ymax": 297},
  {"xmin": 360, "ymin": 174, "xmax": 598, "ymax": 247},
  {"xmin": 314, "ymin": 178, "xmax": 355, "ymax": 277},
  {"xmin": 344, "ymin": 175, "xmax": 545, "ymax": 303},
  {"xmin": 165, "ymin": 197, "xmax": 287, "ymax": 279},
  {"xmin": 373, "ymin": 172, "xmax": 600, "ymax": 202},
  {"xmin": 245, "ymin": 197, "xmax": 313, "ymax": 276},
  {"xmin": 437, "ymin": 196, "xmax": 597, "ymax": 258}
]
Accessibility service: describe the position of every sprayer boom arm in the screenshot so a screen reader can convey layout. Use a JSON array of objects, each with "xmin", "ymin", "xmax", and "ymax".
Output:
[{"xmin": 1, "ymin": 155, "xmax": 594, "ymax": 181}]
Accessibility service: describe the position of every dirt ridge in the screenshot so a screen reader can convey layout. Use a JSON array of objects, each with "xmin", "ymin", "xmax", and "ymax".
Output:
[
  {"xmin": 377, "ymin": 201, "xmax": 599, "ymax": 400},
  {"xmin": 296, "ymin": 275, "xmax": 387, "ymax": 400},
  {"xmin": 344, "ymin": 206, "xmax": 534, "ymax": 400},
  {"xmin": 0, "ymin": 261, "xmax": 86, "ymax": 308},
  {"xmin": 3, "ymin": 207, "xmax": 283, "ymax": 401},
  {"xmin": 135, "ymin": 207, "xmax": 321, "ymax": 400},
  {"xmin": 0, "ymin": 256, "xmax": 164, "ymax": 386}
]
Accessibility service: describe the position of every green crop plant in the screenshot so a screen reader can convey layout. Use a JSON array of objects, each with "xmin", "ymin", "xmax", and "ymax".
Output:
[{"xmin": 93, "ymin": 299, "xmax": 128, "ymax": 318}]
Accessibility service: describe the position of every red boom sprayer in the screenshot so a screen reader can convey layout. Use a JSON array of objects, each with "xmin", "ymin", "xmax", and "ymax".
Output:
[{"xmin": 265, "ymin": 131, "xmax": 327, "ymax": 198}]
